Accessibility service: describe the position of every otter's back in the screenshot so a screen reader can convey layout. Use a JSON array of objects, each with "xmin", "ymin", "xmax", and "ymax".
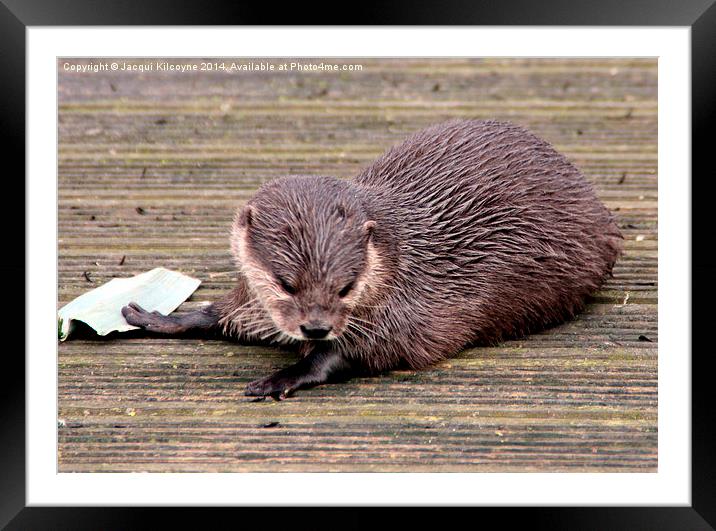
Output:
[{"xmin": 354, "ymin": 119, "xmax": 622, "ymax": 345}]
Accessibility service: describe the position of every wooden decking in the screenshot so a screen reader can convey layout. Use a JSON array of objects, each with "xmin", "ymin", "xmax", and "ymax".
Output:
[{"xmin": 58, "ymin": 58, "xmax": 657, "ymax": 472}]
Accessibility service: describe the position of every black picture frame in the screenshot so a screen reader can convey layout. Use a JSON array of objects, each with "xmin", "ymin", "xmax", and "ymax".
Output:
[{"xmin": 3, "ymin": 1, "xmax": 714, "ymax": 529}]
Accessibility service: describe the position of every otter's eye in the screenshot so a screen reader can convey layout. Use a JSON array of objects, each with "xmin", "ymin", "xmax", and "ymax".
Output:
[
  {"xmin": 277, "ymin": 277, "xmax": 296, "ymax": 295},
  {"xmin": 338, "ymin": 282, "xmax": 354, "ymax": 298}
]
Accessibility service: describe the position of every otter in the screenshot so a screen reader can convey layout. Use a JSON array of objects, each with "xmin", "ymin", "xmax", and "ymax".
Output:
[{"xmin": 122, "ymin": 120, "xmax": 622, "ymax": 399}]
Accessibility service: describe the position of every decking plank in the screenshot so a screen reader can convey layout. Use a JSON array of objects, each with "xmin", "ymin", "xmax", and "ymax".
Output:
[{"xmin": 58, "ymin": 57, "xmax": 657, "ymax": 472}]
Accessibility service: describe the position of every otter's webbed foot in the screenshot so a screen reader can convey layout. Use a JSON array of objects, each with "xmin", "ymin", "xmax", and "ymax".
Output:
[
  {"xmin": 245, "ymin": 350, "xmax": 354, "ymax": 400},
  {"xmin": 121, "ymin": 301, "xmax": 219, "ymax": 335}
]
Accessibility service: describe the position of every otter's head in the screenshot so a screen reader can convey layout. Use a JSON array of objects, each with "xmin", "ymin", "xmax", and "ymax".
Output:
[{"xmin": 231, "ymin": 176, "xmax": 380, "ymax": 341}]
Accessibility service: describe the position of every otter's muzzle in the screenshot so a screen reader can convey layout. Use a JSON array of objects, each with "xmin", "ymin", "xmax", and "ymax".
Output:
[{"xmin": 300, "ymin": 322, "xmax": 332, "ymax": 340}]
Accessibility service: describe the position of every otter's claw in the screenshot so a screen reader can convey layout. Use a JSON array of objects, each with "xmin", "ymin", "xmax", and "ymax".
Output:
[
  {"xmin": 121, "ymin": 302, "xmax": 181, "ymax": 333},
  {"xmin": 245, "ymin": 374, "xmax": 298, "ymax": 401}
]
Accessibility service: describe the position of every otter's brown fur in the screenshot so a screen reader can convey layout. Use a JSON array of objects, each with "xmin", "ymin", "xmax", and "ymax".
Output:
[{"xmin": 123, "ymin": 120, "xmax": 622, "ymax": 398}]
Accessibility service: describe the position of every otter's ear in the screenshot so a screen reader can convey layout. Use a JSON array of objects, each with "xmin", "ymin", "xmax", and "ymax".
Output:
[
  {"xmin": 363, "ymin": 220, "xmax": 376, "ymax": 238},
  {"xmin": 238, "ymin": 205, "xmax": 254, "ymax": 229}
]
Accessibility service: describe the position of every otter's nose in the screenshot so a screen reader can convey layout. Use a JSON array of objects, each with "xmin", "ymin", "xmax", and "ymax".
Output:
[{"xmin": 300, "ymin": 323, "xmax": 332, "ymax": 339}]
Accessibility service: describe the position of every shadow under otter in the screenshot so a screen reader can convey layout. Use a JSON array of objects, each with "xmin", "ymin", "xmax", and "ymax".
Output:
[{"xmin": 122, "ymin": 120, "xmax": 622, "ymax": 400}]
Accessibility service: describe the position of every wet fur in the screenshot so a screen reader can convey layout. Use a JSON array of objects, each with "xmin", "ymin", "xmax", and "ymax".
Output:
[
  {"xmin": 220, "ymin": 120, "xmax": 622, "ymax": 370},
  {"xmin": 124, "ymin": 119, "xmax": 622, "ymax": 397}
]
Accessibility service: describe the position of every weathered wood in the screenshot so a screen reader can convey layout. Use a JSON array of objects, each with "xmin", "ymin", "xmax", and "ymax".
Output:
[{"xmin": 58, "ymin": 58, "xmax": 657, "ymax": 472}]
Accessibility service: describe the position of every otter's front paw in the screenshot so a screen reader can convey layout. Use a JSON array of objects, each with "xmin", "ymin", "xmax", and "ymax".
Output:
[
  {"xmin": 121, "ymin": 302, "xmax": 181, "ymax": 334},
  {"xmin": 245, "ymin": 372, "xmax": 301, "ymax": 401}
]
